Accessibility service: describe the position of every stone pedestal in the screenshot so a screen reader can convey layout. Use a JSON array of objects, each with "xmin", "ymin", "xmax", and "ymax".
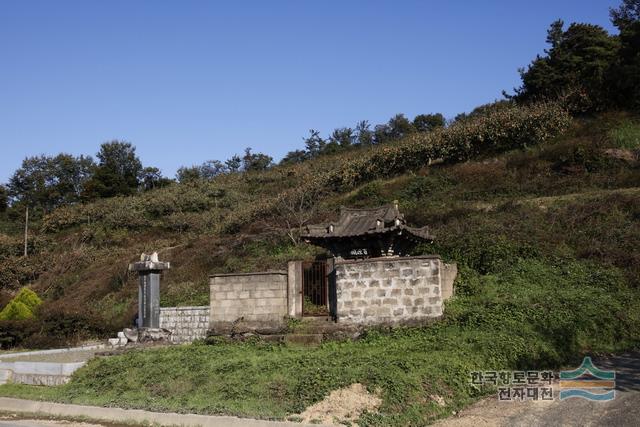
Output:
[{"xmin": 129, "ymin": 253, "xmax": 170, "ymax": 329}]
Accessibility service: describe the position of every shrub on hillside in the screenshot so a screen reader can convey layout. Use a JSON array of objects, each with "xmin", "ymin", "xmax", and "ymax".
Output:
[
  {"xmin": 11, "ymin": 287, "xmax": 42, "ymax": 311},
  {"xmin": 42, "ymin": 181, "xmax": 240, "ymax": 234},
  {"xmin": 0, "ymin": 288, "xmax": 42, "ymax": 321},
  {"xmin": 0, "ymin": 234, "xmax": 46, "ymax": 260},
  {"xmin": 0, "ymin": 319, "xmax": 37, "ymax": 349},
  {"xmin": 0, "ymin": 302, "xmax": 116, "ymax": 349},
  {"xmin": 0, "ymin": 300, "xmax": 34, "ymax": 321}
]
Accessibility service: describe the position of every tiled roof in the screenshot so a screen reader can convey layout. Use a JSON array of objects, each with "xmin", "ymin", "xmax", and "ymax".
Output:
[{"xmin": 302, "ymin": 203, "xmax": 432, "ymax": 241}]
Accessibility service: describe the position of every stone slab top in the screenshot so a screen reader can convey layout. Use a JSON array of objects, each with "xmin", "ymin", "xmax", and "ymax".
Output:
[
  {"xmin": 129, "ymin": 261, "xmax": 171, "ymax": 272},
  {"xmin": 159, "ymin": 306, "xmax": 210, "ymax": 311},
  {"xmin": 335, "ymin": 255, "xmax": 441, "ymax": 265},
  {"xmin": 209, "ymin": 270, "xmax": 287, "ymax": 278}
]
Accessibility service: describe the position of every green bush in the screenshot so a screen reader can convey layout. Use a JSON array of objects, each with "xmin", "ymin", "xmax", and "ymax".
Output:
[
  {"xmin": 0, "ymin": 288, "xmax": 41, "ymax": 321},
  {"xmin": 12, "ymin": 288, "xmax": 42, "ymax": 312},
  {"xmin": 0, "ymin": 300, "xmax": 34, "ymax": 321}
]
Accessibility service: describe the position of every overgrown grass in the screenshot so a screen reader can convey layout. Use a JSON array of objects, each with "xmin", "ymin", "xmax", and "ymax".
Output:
[
  {"xmin": 609, "ymin": 119, "xmax": 640, "ymax": 149},
  {"xmin": 1, "ymin": 259, "xmax": 638, "ymax": 426}
]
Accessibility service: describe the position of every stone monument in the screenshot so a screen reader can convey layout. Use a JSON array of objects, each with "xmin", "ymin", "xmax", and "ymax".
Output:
[
  {"xmin": 111, "ymin": 252, "xmax": 173, "ymax": 345},
  {"xmin": 129, "ymin": 252, "xmax": 170, "ymax": 328}
]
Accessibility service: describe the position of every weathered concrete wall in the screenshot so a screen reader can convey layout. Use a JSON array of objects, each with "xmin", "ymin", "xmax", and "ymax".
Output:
[
  {"xmin": 0, "ymin": 361, "xmax": 85, "ymax": 386},
  {"xmin": 334, "ymin": 256, "xmax": 445, "ymax": 325},
  {"xmin": 441, "ymin": 262, "xmax": 457, "ymax": 300},
  {"xmin": 159, "ymin": 306, "xmax": 210, "ymax": 343},
  {"xmin": 209, "ymin": 272, "xmax": 288, "ymax": 331}
]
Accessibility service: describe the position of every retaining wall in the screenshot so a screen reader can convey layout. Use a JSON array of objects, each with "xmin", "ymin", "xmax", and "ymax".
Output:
[
  {"xmin": 159, "ymin": 306, "xmax": 210, "ymax": 343},
  {"xmin": 334, "ymin": 256, "xmax": 444, "ymax": 325}
]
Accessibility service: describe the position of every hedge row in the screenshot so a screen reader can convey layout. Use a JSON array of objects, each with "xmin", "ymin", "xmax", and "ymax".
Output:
[{"xmin": 42, "ymin": 181, "xmax": 243, "ymax": 233}]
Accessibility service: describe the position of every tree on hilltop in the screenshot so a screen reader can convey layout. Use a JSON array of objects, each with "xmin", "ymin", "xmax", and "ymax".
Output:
[{"xmin": 83, "ymin": 141, "xmax": 142, "ymax": 199}]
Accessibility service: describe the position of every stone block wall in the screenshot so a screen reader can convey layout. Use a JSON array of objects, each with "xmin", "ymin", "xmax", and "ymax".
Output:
[
  {"xmin": 334, "ymin": 256, "xmax": 444, "ymax": 325},
  {"xmin": 209, "ymin": 272, "xmax": 288, "ymax": 329},
  {"xmin": 159, "ymin": 306, "xmax": 210, "ymax": 343}
]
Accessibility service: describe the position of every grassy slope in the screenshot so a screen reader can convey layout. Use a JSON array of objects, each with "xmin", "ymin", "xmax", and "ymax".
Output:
[{"xmin": 1, "ymin": 112, "xmax": 640, "ymax": 425}]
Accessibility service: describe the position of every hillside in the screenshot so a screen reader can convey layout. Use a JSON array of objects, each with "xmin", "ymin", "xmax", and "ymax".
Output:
[
  {"xmin": 1, "ymin": 105, "xmax": 640, "ymax": 425},
  {"xmin": 0, "ymin": 104, "xmax": 639, "ymax": 348}
]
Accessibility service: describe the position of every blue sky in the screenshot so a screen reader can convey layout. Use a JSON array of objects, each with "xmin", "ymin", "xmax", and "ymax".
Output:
[{"xmin": 0, "ymin": 0, "xmax": 619, "ymax": 182}]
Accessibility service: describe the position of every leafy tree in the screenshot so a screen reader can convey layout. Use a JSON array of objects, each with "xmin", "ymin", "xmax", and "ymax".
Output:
[
  {"xmin": 8, "ymin": 154, "xmax": 94, "ymax": 211},
  {"xmin": 610, "ymin": 1, "xmax": 640, "ymax": 110},
  {"xmin": 355, "ymin": 120, "xmax": 374, "ymax": 146},
  {"xmin": 303, "ymin": 129, "xmax": 326, "ymax": 158},
  {"xmin": 515, "ymin": 21, "xmax": 618, "ymax": 112},
  {"xmin": 176, "ymin": 166, "xmax": 202, "ymax": 182},
  {"xmin": 320, "ymin": 140, "xmax": 341, "ymax": 155},
  {"xmin": 280, "ymin": 150, "xmax": 308, "ymax": 165},
  {"xmin": 176, "ymin": 160, "xmax": 228, "ymax": 182},
  {"xmin": 0, "ymin": 185, "xmax": 7, "ymax": 212},
  {"xmin": 242, "ymin": 148, "xmax": 273, "ymax": 172},
  {"xmin": 83, "ymin": 141, "xmax": 142, "ymax": 199},
  {"xmin": 225, "ymin": 155, "xmax": 242, "ymax": 173},
  {"xmin": 413, "ymin": 113, "xmax": 446, "ymax": 133},
  {"xmin": 387, "ymin": 114, "xmax": 416, "ymax": 140},
  {"xmin": 200, "ymin": 160, "xmax": 227, "ymax": 179},
  {"xmin": 329, "ymin": 127, "xmax": 355, "ymax": 148},
  {"xmin": 139, "ymin": 167, "xmax": 171, "ymax": 191},
  {"xmin": 610, "ymin": 0, "xmax": 640, "ymax": 29},
  {"xmin": 374, "ymin": 124, "xmax": 392, "ymax": 144}
]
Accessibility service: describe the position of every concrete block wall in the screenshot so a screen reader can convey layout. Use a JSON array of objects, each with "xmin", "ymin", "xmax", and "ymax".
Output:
[
  {"xmin": 159, "ymin": 306, "xmax": 210, "ymax": 343},
  {"xmin": 334, "ymin": 256, "xmax": 444, "ymax": 325},
  {"xmin": 209, "ymin": 272, "xmax": 288, "ymax": 325}
]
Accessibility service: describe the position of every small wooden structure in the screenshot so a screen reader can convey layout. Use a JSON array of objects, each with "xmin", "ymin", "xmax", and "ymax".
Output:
[{"xmin": 301, "ymin": 201, "xmax": 432, "ymax": 259}]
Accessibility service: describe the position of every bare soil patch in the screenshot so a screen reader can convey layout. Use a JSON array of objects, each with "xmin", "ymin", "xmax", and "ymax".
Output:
[{"xmin": 297, "ymin": 383, "xmax": 382, "ymax": 425}]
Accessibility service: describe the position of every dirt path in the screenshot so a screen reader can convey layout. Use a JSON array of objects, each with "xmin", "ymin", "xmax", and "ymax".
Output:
[{"xmin": 432, "ymin": 352, "xmax": 640, "ymax": 427}]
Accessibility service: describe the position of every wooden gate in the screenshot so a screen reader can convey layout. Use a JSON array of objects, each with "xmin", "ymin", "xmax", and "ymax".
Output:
[{"xmin": 302, "ymin": 261, "xmax": 328, "ymax": 316}]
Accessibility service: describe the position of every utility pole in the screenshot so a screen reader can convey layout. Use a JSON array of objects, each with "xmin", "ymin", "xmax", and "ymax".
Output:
[{"xmin": 23, "ymin": 206, "xmax": 29, "ymax": 257}]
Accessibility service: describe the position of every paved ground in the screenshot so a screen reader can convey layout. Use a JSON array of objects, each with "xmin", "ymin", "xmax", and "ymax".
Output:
[
  {"xmin": 0, "ymin": 399, "xmax": 329, "ymax": 427},
  {"xmin": 433, "ymin": 351, "xmax": 640, "ymax": 427},
  {"xmin": 0, "ymin": 420, "xmax": 107, "ymax": 427}
]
